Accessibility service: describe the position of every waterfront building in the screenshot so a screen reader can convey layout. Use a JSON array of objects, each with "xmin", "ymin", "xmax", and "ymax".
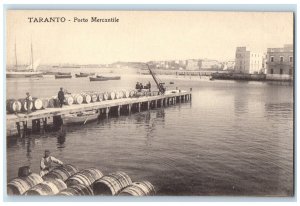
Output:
[
  {"xmin": 266, "ymin": 44, "xmax": 293, "ymax": 80},
  {"xmin": 186, "ymin": 59, "xmax": 200, "ymax": 70},
  {"xmin": 199, "ymin": 59, "xmax": 222, "ymax": 70},
  {"xmin": 234, "ymin": 47, "xmax": 263, "ymax": 74}
]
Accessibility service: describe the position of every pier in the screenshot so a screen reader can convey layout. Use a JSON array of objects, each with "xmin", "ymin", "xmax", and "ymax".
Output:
[{"xmin": 6, "ymin": 90, "xmax": 192, "ymax": 137}]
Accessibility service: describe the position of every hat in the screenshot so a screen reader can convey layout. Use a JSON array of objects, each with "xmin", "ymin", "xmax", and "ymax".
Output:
[
  {"xmin": 60, "ymin": 87, "xmax": 63, "ymax": 90},
  {"xmin": 26, "ymin": 92, "xmax": 29, "ymax": 95},
  {"xmin": 45, "ymin": 149, "xmax": 50, "ymax": 153}
]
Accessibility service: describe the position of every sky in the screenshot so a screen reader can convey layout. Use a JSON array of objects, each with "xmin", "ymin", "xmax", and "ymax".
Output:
[{"xmin": 6, "ymin": 11, "xmax": 294, "ymax": 65}]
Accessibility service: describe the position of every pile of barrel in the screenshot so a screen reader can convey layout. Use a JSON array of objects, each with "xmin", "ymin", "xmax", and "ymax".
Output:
[{"xmin": 7, "ymin": 164, "xmax": 156, "ymax": 196}]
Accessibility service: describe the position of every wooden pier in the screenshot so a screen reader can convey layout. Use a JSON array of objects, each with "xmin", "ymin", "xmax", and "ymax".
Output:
[{"xmin": 6, "ymin": 90, "xmax": 192, "ymax": 137}]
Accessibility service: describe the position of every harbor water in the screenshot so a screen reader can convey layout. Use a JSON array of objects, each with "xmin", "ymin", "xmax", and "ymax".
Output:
[{"xmin": 6, "ymin": 72, "xmax": 293, "ymax": 196}]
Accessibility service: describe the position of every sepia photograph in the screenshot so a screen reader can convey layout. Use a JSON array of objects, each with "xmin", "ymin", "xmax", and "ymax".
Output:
[{"xmin": 5, "ymin": 9, "xmax": 294, "ymax": 198}]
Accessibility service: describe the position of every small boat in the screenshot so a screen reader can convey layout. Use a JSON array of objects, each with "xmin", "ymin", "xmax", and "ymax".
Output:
[
  {"xmin": 96, "ymin": 75, "xmax": 121, "ymax": 80},
  {"xmin": 63, "ymin": 111, "xmax": 99, "ymax": 125},
  {"xmin": 55, "ymin": 74, "xmax": 72, "ymax": 79},
  {"xmin": 80, "ymin": 72, "xmax": 95, "ymax": 76},
  {"xmin": 169, "ymin": 81, "xmax": 174, "ymax": 84},
  {"xmin": 57, "ymin": 72, "xmax": 71, "ymax": 75},
  {"xmin": 75, "ymin": 73, "xmax": 89, "ymax": 78},
  {"xmin": 89, "ymin": 76, "xmax": 109, "ymax": 81}
]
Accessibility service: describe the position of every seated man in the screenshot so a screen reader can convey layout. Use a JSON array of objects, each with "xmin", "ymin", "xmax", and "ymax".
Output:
[{"xmin": 40, "ymin": 149, "xmax": 63, "ymax": 177}]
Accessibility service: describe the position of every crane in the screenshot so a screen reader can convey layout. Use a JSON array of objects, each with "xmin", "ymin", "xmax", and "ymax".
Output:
[{"xmin": 146, "ymin": 64, "xmax": 166, "ymax": 94}]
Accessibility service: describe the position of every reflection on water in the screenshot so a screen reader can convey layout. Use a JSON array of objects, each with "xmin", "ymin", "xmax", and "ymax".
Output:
[{"xmin": 6, "ymin": 76, "xmax": 293, "ymax": 196}]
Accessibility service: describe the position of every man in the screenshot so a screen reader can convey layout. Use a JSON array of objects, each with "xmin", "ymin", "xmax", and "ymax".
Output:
[
  {"xmin": 135, "ymin": 82, "xmax": 140, "ymax": 90},
  {"xmin": 40, "ymin": 150, "xmax": 63, "ymax": 177},
  {"xmin": 57, "ymin": 87, "xmax": 65, "ymax": 108},
  {"xmin": 25, "ymin": 92, "xmax": 32, "ymax": 114},
  {"xmin": 147, "ymin": 81, "xmax": 151, "ymax": 92}
]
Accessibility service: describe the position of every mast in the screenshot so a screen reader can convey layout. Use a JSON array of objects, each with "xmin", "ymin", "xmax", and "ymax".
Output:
[
  {"xmin": 14, "ymin": 38, "xmax": 18, "ymax": 70},
  {"xmin": 30, "ymin": 39, "xmax": 34, "ymax": 71}
]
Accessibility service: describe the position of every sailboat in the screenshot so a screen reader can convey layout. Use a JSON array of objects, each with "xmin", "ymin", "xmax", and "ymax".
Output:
[{"xmin": 6, "ymin": 40, "xmax": 43, "ymax": 78}]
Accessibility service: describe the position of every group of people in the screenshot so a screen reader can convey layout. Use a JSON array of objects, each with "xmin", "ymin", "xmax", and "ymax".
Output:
[
  {"xmin": 25, "ymin": 87, "xmax": 65, "ymax": 114},
  {"xmin": 135, "ymin": 81, "xmax": 151, "ymax": 92}
]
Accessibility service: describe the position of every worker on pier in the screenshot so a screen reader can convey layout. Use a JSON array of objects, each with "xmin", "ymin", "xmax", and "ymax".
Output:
[
  {"xmin": 58, "ymin": 87, "xmax": 65, "ymax": 108},
  {"xmin": 40, "ymin": 149, "xmax": 64, "ymax": 177},
  {"xmin": 147, "ymin": 81, "xmax": 151, "ymax": 92},
  {"xmin": 135, "ymin": 82, "xmax": 140, "ymax": 90},
  {"xmin": 139, "ymin": 83, "xmax": 143, "ymax": 92},
  {"xmin": 25, "ymin": 92, "xmax": 32, "ymax": 114}
]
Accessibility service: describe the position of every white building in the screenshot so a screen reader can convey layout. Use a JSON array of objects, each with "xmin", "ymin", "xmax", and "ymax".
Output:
[{"xmin": 234, "ymin": 47, "xmax": 263, "ymax": 74}]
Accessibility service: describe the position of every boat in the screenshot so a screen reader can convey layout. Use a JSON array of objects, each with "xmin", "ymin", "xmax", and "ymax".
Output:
[
  {"xmin": 89, "ymin": 76, "xmax": 109, "ymax": 81},
  {"xmin": 75, "ymin": 73, "xmax": 89, "ymax": 78},
  {"xmin": 55, "ymin": 74, "xmax": 72, "ymax": 79},
  {"xmin": 96, "ymin": 75, "xmax": 121, "ymax": 80},
  {"xmin": 63, "ymin": 111, "xmax": 99, "ymax": 125},
  {"xmin": 6, "ymin": 41, "xmax": 43, "ymax": 78},
  {"xmin": 57, "ymin": 72, "xmax": 71, "ymax": 75},
  {"xmin": 80, "ymin": 72, "xmax": 95, "ymax": 76}
]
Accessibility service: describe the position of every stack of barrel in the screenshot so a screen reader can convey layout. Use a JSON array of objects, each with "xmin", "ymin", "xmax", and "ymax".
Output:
[
  {"xmin": 6, "ymin": 89, "xmax": 145, "ymax": 114},
  {"xmin": 7, "ymin": 165, "xmax": 156, "ymax": 196}
]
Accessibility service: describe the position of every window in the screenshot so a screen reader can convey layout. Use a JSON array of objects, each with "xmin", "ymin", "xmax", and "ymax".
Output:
[
  {"xmin": 290, "ymin": 56, "xmax": 293, "ymax": 62},
  {"xmin": 270, "ymin": 56, "xmax": 274, "ymax": 62},
  {"xmin": 270, "ymin": 69, "xmax": 273, "ymax": 74},
  {"xmin": 280, "ymin": 69, "xmax": 283, "ymax": 75},
  {"xmin": 289, "ymin": 69, "xmax": 292, "ymax": 75},
  {"xmin": 280, "ymin": 56, "xmax": 284, "ymax": 62}
]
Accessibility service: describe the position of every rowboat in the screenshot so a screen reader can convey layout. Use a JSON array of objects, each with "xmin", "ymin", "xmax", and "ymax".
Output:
[
  {"xmin": 89, "ymin": 77, "xmax": 109, "ymax": 81},
  {"xmin": 75, "ymin": 73, "xmax": 89, "ymax": 78},
  {"xmin": 55, "ymin": 74, "xmax": 72, "ymax": 79},
  {"xmin": 63, "ymin": 111, "xmax": 99, "ymax": 125},
  {"xmin": 96, "ymin": 75, "xmax": 121, "ymax": 80}
]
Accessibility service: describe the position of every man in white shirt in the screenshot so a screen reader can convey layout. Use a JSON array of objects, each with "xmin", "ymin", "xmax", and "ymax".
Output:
[{"xmin": 40, "ymin": 149, "xmax": 64, "ymax": 177}]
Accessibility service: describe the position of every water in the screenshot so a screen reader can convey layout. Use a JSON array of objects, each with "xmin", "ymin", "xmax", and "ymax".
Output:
[{"xmin": 6, "ymin": 72, "xmax": 293, "ymax": 196}]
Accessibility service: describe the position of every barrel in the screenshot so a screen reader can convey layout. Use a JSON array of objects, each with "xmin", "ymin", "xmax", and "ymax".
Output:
[
  {"xmin": 72, "ymin": 94, "xmax": 84, "ymax": 104},
  {"xmin": 129, "ymin": 90, "xmax": 136, "ymax": 98},
  {"xmin": 65, "ymin": 168, "xmax": 103, "ymax": 187},
  {"xmin": 7, "ymin": 173, "xmax": 43, "ymax": 195},
  {"xmin": 6, "ymin": 99, "xmax": 22, "ymax": 113},
  {"xmin": 81, "ymin": 93, "xmax": 92, "ymax": 104},
  {"xmin": 41, "ymin": 98, "xmax": 49, "ymax": 109},
  {"xmin": 122, "ymin": 90, "xmax": 130, "ymax": 98},
  {"xmin": 90, "ymin": 93, "xmax": 98, "ymax": 102},
  {"xmin": 19, "ymin": 99, "xmax": 34, "ymax": 112},
  {"xmin": 32, "ymin": 98, "xmax": 43, "ymax": 110},
  {"xmin": 108, "ymin": 92, "xmax": 116, "ymax": 100},
  {"xmin": 49, "ymin": 96, "xmax": 60, "ymax": 108},
  {"xmin": 118, "ymin": 91, "xmax": 124, "ymax": 99},
  {"xmin": 64, "ymin": 94, "xmax": 74, "ymax": 106},
  {"xmin": 93, "ymin": 171, "xmax": 132, "ymax": 196},
  {"xmin": 43, "ymin": 164, "xmax": 78, "ymax": 181},
  {"xmin": 57, "ymin": 184, "xmax": 93, "ymax": 196},
  {"xmin": 115, "ymin": 91, "xmax": 121, "ymax": 99},
  {"xmin": 103, "ymin": 92, "xmax": 109, "ymax": 100},
  {"xmin": 119, "ymin": 181, "xmax": 156, "ymax": 196},
  {"xmin": 25, "ymin": 178, "xmax": 67, "ymax": 195},
  {"xmin": 97, "ymin": 93, "xmax": 104, "ymax": 102}
]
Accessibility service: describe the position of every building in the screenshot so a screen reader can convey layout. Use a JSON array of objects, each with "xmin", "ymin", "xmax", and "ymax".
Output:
[
  {"xmin": 186, "ymin": 59, "xmax": 200, "ymax": 70},
  {"xmin": 199, "ymin": 59, "xmax": 222, "ymax": 70},
  {"xmin": 234, "ymin": 47, "xmax": 263, "ymax": 74},
  {"xmin": 266, "ymin": 44, "xmax": 293, "ymax": 80}
]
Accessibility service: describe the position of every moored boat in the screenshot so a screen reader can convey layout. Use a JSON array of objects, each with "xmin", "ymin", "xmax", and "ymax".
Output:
[
  {"xmin": 75, "ymin": 73, "xmax": 89, "ymax": 78},
  {"xmin": 89, "ymin": 77, "xmax": 109, "ymax": 81},
  {"xmin": 63, "ymin": 111, "xmax": 99, "ymax": 125},
  {"xmin": 55, "ymin": 74, "xmax": 72, "ymax": 79},
  {"xmin": 96, "ymin": 75, "xmax": 121, "ymax": 80}
]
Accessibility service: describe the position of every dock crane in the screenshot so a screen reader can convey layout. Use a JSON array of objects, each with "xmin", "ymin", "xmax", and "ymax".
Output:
[{"xmin": 146, "ymin": 64, "xmax": 166, "ymax": 94}]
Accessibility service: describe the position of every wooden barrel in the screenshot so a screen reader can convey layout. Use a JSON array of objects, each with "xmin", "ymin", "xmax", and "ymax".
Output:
[
  {"xmin": 81, "ymin": 93, "xmax": 92, "ymax": 104},
  {"xmin": 108, "ymin": 92, "xmax": 116, "ymax": 100},
  {"xmin": 43, "ymin": 164, "xmax": 78, "ymax": 181},
  {"xmin": 97, "ymin": 93, "xmax": 104, "ymax": 101},
  {"xmin": 7, "ymin": 173, "xmax": 43, "ymax": 195},
  {"xmin": 119, "ymin": 181, "xmax": 156, "ymax": 196},
  {"xmin": 6, "ymin": 99, "xmax": 22, "ymax": 113},
  {"xmin": 25, "ymin": 179, "xmax": 67, "ymax": 195},
  {"xmin": 122, "ymin": 90, "xmax": 130, "ymax": 98},
  {"xmin": 57, "ymin": 184, "xmax": 93, "ymax": 196},
  {"xmin": 19, "ymin": 99, "xmax": 34, "ymax": 112},
  {"xmin": 65, "ymin": 168, "xmax": 103, "ymax": 187},
  {"xmin": 93, "ymin": 171, "xmax": 132, "ymax": 196},
  {"xmin": 41, "ymin": 98, "xmax": 49, "ymax": 109},
  {"xmin": 64, "ymin": 94, "xmax": 74, "ymax": 106},
  {"xmin": 32, "ymin": 98, "xmax": 43, "ymax": 110},
  {"xmin": 90, "ymin": 93, "xmax": 98, "ymax": 102},
  {"xmin": 72, "ymin": 94, "xmax": 83, "ymax": 104},
  {"xmin": 103, "ymin": 92, "xmax": 109, "ymax": 100},
  {"xmin": 115, "ymin": 91, "xmax": 120, "ymax": 99},
  {"xmin": 129, "ymin": 90, "xmax": 136, "ymax": 97}
]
